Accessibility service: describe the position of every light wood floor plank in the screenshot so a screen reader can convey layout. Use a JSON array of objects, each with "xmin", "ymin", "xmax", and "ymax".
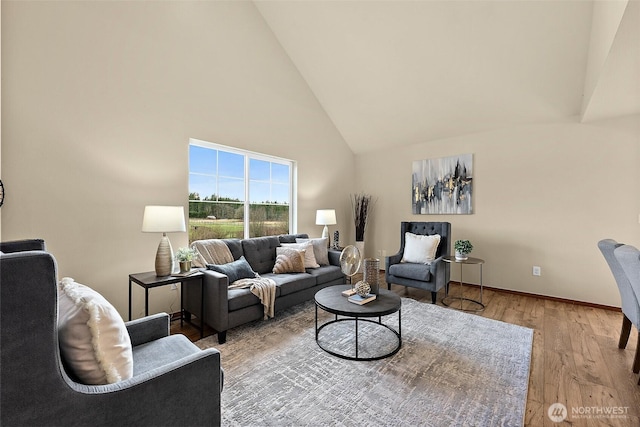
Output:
[
  {"xmin": 568, "ymin": 320, "xmax": 614, "ymax": 388},
  {"xmin": 528, "ymin": 328, "xmax": 545, "ymax": 409}
]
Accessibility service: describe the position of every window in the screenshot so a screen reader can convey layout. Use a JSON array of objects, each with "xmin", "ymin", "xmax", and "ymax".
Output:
[{"xmin": 188, "ymin": 139, "xmax": 295, "ymax": 242}]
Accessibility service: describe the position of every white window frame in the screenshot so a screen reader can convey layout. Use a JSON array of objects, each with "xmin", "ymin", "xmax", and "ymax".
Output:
[{"xmin": 189, "ymin": 138, "xmax": 297, "ymax": 238}]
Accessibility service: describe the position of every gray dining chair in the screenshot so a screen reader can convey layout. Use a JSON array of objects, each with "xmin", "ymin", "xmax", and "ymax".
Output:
[
  {"xmin": 613, "ymin": 243, "xmax": 640, "ymax": 384},
  {"xmin": 598, "ymin": 239, "xmax": 640, "ymax": 384}
]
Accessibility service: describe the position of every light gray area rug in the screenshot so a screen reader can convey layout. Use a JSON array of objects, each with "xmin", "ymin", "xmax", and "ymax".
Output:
[{"xmin": 196, "ymin": 297, "xmax": 533, "ymax": 427}]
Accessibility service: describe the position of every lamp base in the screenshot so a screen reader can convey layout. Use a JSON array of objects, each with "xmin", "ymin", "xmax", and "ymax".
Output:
[
  {"xmin": 321, "ymin": 225, "xmax": 331, "ymax": 247},
  {"xmin": 155, "ymin": 233, "xmax": 175, "ymax": 276}
]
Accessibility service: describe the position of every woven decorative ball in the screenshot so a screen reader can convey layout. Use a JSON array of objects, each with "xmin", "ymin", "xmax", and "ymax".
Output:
[{"xmin": 353, "ymin": 280, "xmax": 371, "ymax": 297}]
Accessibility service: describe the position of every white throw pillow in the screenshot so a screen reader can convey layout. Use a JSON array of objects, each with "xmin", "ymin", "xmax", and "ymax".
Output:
[
  {"xmin": 401, "ymin": 233, "xmax": 441, "ymax": 264},
  {"xmin": 281, "ymin": 242, "xmax": 320, "ymax": 268},
  {"xmin": 57, "ymin": 277, "xmax": 133, "ymax": 385},
  {"xmin": 296, "ymin": 237, "xmax": 329, "ymax": 266}
]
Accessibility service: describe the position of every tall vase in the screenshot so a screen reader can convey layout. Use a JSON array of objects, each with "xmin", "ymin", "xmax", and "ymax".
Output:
[
  {"xmin": 363, "ymin": 258, "xmax": 380, "ymax": 295},
  {"xmin": 355, "ymin": 241, "xmax": 365, "ymax": 273}
]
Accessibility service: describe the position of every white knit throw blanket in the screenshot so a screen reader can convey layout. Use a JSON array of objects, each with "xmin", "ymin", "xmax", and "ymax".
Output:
[{"xmin": 229, "ymin": 277, "xmax": 277, "ymax": 320}]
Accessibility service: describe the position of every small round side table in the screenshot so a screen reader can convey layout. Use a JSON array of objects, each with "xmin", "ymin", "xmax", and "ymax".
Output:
[{"xmin": 441, "ymin": 255, "xmax": 485, "ymax": 312}]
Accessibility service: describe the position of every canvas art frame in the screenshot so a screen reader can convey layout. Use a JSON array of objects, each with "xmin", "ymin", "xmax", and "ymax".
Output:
[{"xmin": 412, "ymin": 153, "xmax": 473, "ymax": 214}]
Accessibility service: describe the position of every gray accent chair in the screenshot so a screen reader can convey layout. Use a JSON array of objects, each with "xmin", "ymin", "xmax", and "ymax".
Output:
[
  {"xmin": 1, "ymin": 239, "xmax": 223, "ymax": 426},
  {"xmin": 385, "ymin": 222, "xmax": 451, "ymax": 304},
  {"xmin": 598, "ymin": 239, "xmax": 640, "ymax": 384}
]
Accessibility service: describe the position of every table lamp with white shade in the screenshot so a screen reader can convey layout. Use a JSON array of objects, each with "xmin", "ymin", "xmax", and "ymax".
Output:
[
  {"xmin": 142, "ymin": 205, "xmax": 186, "ymax": 277},
  {"xmin": 316, "ymin": 209, "xmax": 337, "ymax": 240}
]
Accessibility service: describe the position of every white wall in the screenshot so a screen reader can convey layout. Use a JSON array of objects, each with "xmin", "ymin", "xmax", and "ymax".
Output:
[
  {"xmin": 357, "ymin": 115, "xmax": 640, "ymax": 307},
  {"xmin": 1, "ymin": 1, "xmax": 355, "ymax": 317}
]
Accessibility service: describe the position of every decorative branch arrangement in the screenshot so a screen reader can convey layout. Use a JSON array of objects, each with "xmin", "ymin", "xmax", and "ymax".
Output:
[{"xmin": 351, "ymin": 192, "xmax": 376, "ymax": 242}]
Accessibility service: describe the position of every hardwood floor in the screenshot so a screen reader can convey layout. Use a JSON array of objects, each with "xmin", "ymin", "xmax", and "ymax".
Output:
[{"xmin": 172, "ymin": 276, "xmax": 640, "ymax": 427}]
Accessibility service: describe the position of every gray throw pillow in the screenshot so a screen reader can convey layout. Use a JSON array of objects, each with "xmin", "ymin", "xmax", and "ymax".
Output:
[{"xmin": 207, "ymin": 256, "xmax": 257, "ymax": 284}]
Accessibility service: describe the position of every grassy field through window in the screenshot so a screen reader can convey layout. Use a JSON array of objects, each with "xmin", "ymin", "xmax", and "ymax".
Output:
[{"xmin": 189, "ymin": 218, "xmax": 289, "ymax": 242}]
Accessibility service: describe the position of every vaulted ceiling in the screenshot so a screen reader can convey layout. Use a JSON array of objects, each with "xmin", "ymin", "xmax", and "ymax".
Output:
[{"xmin": 255, "ymin": 0, "xmax": 640, "ymax": 154}]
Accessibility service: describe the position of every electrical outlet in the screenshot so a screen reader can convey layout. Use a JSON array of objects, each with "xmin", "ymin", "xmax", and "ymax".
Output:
[
  {"xmin": 171, "ymin": 283, "xmax": 178, "ymax": 291},
  {"xmin": 532, "ymin": 266, "xmax": 541, "ymax": 276}
]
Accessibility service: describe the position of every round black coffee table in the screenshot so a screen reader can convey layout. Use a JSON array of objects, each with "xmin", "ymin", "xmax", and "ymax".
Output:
[{"xmin": 314, "ymin": 285, "xmax": 401, "ymax": 361}]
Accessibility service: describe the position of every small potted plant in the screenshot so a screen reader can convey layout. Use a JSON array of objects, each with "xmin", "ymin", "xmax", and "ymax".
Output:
[
  {"xmin": 175, "ymin": 247, "xmax": 198, "ymax": 273},
  {"xmin": 454, "ymin": 240, "xmax": 473, "ymax": 261}
]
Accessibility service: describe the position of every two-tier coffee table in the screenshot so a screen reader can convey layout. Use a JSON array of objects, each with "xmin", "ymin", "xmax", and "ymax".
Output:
[{"xmin": 314, "ymin": 285, "xmax": 401, "ymax": 361}]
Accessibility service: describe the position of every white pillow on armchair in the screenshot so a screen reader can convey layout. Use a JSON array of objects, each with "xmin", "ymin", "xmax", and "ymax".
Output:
[
  {"xmin": 401, "ymin": 232, "xmax": 441, "ymax": 264},
  {"xmin": 57, "ymin": 277, "xmax": 133, "ymax": 385}
]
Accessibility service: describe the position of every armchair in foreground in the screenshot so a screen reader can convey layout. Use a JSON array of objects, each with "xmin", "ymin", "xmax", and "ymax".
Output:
[
  {"xmin": 0, "ymin": 239, "xmax": 222, "ymax": 426},
  {"xmin": 385, "ymin": 222, "xmax": 451, "ymax": 304}
]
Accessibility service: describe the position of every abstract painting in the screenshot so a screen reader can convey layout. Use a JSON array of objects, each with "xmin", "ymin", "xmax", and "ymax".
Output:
[{"xmin": 412, "ymin": 153, "xmax": 473, "ymax": 214}]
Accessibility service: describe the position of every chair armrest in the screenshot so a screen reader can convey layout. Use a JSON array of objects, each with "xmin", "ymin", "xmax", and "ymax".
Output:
[
  {"xmin": 429, "ymin": 256, "xmax": 444, "ymax": 274},
  {"xmin": 125, "ymin": 313, "xmax": 170, "ymax": 346},
  {"xmin": 432, "ymin": 256, "xmax": 451, "ymax": 289},
  {"xmin": 0, "ymin": 239, "xmax": 46, "ymax": 253},
  {"xmin": 386, "ymin": 252, "xmax": 403, "ymax": 269}
]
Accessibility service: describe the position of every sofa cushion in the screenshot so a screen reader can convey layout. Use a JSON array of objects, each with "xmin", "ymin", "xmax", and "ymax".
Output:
[
  {"xmin": 133, "ymin": 335, "xmax": 200, "ymax": 376},
  {"xmin": 273, "ymin": 247, "xmax": 306, "ymax": 274},
  {"xmin": 242, "ymin": 236, "xmax": 280, "ymax": 274},
  {"xmin": 228, "ymin": 287, "xmax": 261, "ymax": 311},
  {"xmin": 281, "ymin": 241, "xmax": 320, "ymax": 269},
  {"xmin": 207, "ymin": 256, "xmax": 257, "ymax": 284},
  {"xmin": 57, "ymin": 277, "xmax": 133, "ymax": 385},
  {"xmin": 388, "ymin": 263, "xmax": 432, "ymax": 282},
  {"xmin": 262, "ymin": 272, "xmax": 316, "ymax": 297},
  {"xmin": 401, "ymin": 232, "xmax": 441, "ymax": 264},
  {"xmin": 296, "ymin": 237, "xmax": 329, "ymax": 265},
  {"xmin": 222, "ymin": 239, "xmax": 244, "ymax": 260},
  {"xmin": 305, "ymin": 264, "xmax": 344, "ymax": 285}
]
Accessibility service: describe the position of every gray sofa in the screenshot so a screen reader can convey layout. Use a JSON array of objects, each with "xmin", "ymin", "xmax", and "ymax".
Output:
[
  {"xmin": 184, "ymin": 234, "xmax": 345, "ymax": 343},
  {"xmin": 1, "ymin": 239, "xmax": 222, "ymax": 426}
]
